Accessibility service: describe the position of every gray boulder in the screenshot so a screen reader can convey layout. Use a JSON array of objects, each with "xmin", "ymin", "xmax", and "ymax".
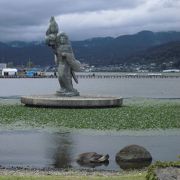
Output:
[{"xmin": 116, "ymin": 144, "xmax": 152, "ymax": 170}]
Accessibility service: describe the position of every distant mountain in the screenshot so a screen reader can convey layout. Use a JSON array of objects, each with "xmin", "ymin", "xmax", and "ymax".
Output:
[
  {"xmin": 0, "ymin": 31, "xmax": 180, "ymax": 67},
  {"xmin": 0, "ymin": 39, "xmax": 53, "ymax": 65},
  {"xmin": 127, "ymin": 41, "xmax": 180, "ymax": 68},
  {"xmin": 0, "ymin": 42, "xmax": 8, "ymax": 48},
  {"xmin": 72, "ymin": 31, "xmax": 180, "ymax": 66},
  {"xmin": 7, "ymin": 41, "xmax": 44, "ymax": 48}
]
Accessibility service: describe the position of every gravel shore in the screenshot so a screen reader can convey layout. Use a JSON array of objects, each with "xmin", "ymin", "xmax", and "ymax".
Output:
[{"xmin": 0, "ymin": 166, "xmax": 143, "ymax": 177}]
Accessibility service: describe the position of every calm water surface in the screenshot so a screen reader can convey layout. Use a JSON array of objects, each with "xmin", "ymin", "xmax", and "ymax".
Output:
[
  {"xmin": 0, "ymin": 77, "xmax": 180, "ymax": 98},
  {"xmin": 0, "ymin": 130, "xmax": 179, "ymax": 171}
]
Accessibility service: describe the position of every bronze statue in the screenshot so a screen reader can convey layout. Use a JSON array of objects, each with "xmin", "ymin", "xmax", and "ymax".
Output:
[{"xmin": 46, "ymin": 17, "xmax": 81, "ymax": 96}]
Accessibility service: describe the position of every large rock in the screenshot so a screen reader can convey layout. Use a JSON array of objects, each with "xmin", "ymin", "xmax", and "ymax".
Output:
[{"xmin": 116, "ymin": 144, "xmax": 152, "ymax": 170}]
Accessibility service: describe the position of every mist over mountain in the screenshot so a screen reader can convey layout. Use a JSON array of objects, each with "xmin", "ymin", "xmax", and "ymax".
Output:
[{"xmin": 0, "ymin": 31, "xmax": 180, "ymax": 68}]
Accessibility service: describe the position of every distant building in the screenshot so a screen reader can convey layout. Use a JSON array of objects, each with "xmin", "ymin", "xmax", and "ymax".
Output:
[
  {"xmin": 147, "ymin": 73, "xmax": 162, "ymax": 76},
  {"xmin": 2, "ymin": 68, "xmax": 18, "ymax": 76},
  {"xmin": 44, "ymin": 71, "xmax": 56, "ymax": 77},
  {"xmin": 0, "ymin": 63, "xmax": 7, "ymax": 70},
  {"xmin": 163, "ymin": 69, "xmax": 180, "ymax": 73}
]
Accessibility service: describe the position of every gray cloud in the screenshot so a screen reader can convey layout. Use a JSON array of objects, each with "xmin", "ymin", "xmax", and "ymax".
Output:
[
  {"xmin": 0, "ymin": 0, "xmax": 179, "ymax": 41},
  {"xmin": 0, "ymin": 0, "xmax": 143, "ymax": 26}
]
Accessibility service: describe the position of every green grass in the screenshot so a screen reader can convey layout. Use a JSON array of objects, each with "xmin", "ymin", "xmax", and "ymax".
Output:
[
  {"xmin": 146, "ymin": 161, "xmax": 180, "ymax": 180},
  {"xmin": 0, "ymin": 101, "xmax": 180, "ymax": 130},
  {"xmin": 0, "ymin": 174, "xmax": 146, "ymax": 180}
]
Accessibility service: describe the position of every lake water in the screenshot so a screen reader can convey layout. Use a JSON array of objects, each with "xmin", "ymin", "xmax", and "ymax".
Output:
[
  {"xmin": 0, "ymin": 77, "xmax": 180, "ymax": 98},
  {"xmin": 0, "ymin": 77, "xmax": 180, "ymax": 171},
  {"xmin": 0, "ymin": 129, "xmax": 179, "ymax": 171}
]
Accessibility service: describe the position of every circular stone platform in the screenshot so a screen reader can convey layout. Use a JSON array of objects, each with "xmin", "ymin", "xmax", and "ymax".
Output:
[{"xmin": 21, "ymin": 95, "xmax": 123, "ymax": 108}]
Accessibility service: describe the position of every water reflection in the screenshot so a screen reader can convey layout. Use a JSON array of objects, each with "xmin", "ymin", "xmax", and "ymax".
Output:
[
  {"xmin": 116, "ymin": 160, "xmax": 152, "ymax": 170},
  {"xmin": 77, "ymin": 160, "xmax": 109, "ymax": 168},
  {"xmin": 52, "ymin": 132, "xmax": 72, "ymax": 168}
]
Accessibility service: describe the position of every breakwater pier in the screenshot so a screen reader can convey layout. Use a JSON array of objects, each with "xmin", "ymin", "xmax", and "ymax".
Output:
[{"xmin": 0, "ymin": 72, "xmax": 180, "ymax": 79}]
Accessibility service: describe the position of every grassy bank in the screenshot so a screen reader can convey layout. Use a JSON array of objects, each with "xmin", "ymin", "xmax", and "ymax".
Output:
[
  {"xmin": 0, "ymin": 175, "xmax": 146, "ymax": 180},
  {"xmin": 0, "ymin": 170, "xmax": 146, "ymax": 180},
  {"xmin": 0, "ymin": 100, "xmax": 179, "ymax": 130}
]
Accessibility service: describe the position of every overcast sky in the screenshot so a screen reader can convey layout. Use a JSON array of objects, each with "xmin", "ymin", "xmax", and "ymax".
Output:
[{"xmin": 0, "ymin": 0, "xmax": 180, "ymax": 41}]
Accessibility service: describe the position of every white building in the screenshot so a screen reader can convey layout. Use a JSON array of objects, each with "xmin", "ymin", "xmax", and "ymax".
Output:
[
  {"xmin": 0, "ymin": 63, "xmax": 7, "ymax": 70},
  {"xmin": 163, "ymin": 69, "xmax": 180, "ymax": 73},
  {"xmin": 2, "ymin": 68, "xmax": 18, "ymax": 76}
]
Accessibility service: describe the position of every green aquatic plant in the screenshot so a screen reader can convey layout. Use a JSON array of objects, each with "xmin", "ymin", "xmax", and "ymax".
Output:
[{"xmin": 0, "ymin": 101, "xmax": 180, "ymax": 130}]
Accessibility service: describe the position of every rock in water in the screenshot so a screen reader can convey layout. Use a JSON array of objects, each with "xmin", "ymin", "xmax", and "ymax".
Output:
[
  {"xmin": 116, "ymin": 144, "xmax": 152, "ymax": 170},
  {"xmin": 77, "ymin": 152, "xmax": 109, "ymax": 163},
  {"xmin": 76, "ymin": 152, "xmax": 109, "ymax": 168}
]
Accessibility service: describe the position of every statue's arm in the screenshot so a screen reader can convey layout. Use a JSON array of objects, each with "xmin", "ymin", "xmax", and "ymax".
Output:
[
  {"xmin": 52, "ymin": 48, "xmax": 59, "ymax": 65},
  {"xmin": 62, "ymin": 52, "xmax": 81, "ymax": 71}
]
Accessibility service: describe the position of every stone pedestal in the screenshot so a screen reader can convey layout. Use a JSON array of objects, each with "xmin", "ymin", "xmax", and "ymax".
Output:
[{"xmin": 21, "ymin": 95, "xmax": 123, "ymax": 108}]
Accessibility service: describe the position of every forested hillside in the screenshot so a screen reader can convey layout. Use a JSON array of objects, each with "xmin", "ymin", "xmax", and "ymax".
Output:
[{"xmin": 0, "ymin": 31, "xmax": 180, "ymax": 67}]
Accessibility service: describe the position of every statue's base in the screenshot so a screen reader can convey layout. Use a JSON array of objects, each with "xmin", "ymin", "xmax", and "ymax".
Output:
[
  {"xmin": 56, "ymin": 90, "xmax": 79, "ymax": 97},
  {"xmin": 21, "ymin": 95, "xmax": 123, "ymax": 108}
]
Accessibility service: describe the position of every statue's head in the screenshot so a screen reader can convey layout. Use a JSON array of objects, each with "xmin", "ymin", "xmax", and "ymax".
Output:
[
  {"xmin": 45, "ymin": 34, "xmax": 56, "ymax": 47},
  {"xmin": 46, "ymin": 32, "xmax": 70, "ymax": 49},
  {"xmin": 57, "ymin": 32, "xmax": 69, "ymax": 45}
]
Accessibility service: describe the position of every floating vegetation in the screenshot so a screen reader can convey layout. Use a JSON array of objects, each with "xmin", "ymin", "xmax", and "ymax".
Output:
[{"xmin": 0, "ymin": 100, "xmax": 179, "ymax": 130}]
